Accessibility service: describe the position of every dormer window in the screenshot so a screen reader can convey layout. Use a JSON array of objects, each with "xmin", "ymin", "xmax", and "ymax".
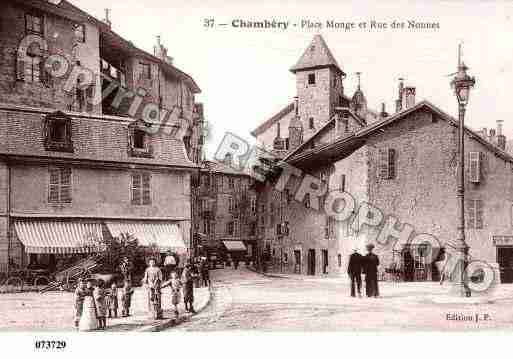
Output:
[
  {"xmin": 308, "ymin": 73, "xmax": 316, "ymax": 85},
  {"xmin": 128, "ymin": 121, "xmax": 153, "ymax": 158},
  {"xmin": 43, "ymin": 112, "xmax": 73, "ymax": 153},
  {"xmin": 26, "ymin": 13, "xmax": 43, "ymax": 35},
  {"xmin": 133, "ymin": 129, "xmax": 146, "ymax": 149},
  {"xmin": 73, "ymin": 23, "xmax": 86, "ymax": 43}
]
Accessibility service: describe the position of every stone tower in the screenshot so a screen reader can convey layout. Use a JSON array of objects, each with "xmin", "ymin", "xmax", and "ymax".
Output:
[
  {"xmin": 290, "ymin": 34, "xmax": 346, "ymax": 139},
  {"xmin": 288, "ymin": 97, "xmax": 304, "ymax": 151}
]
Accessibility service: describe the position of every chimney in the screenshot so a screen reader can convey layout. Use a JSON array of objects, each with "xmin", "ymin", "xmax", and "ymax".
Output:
[
  {"xmin": 481, "ymin": 127, "xmax": 488, "ymax": 139},
  {"xmin": 497, "ymin": 120, "xmax": 506, "ymax": 150},
  {"xmin": 402, "ymin": 86, "xmax": 416, "ymax": 109},
  {"xmin": 104, "ymin": 9, "xmax": 111, "ymax": 27},
  {"xmin": 380, "ymin": 102, "xmax": 388, "ymax": 118},
  {"xmin": 395, "ymin": 78, "xmax": 404, "ymax": 112},
  {"xmin": 154, "ymin": 36, "xmax": 174, "ymax": 65},
  {"xmin": 489, "ymin": 128, "xmax": 496, "ymax": 145}
]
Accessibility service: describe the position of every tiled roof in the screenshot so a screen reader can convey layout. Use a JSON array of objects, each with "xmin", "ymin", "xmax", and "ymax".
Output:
[
  {"xmin": 201, "ymin": 160, "xmax": 250, "ymax": 176},
  {"xmin": 290, "ymin": 34, "xmax": 344, "ymax": 75},
  {"xmin": 286, "ymin": 100, "xmax": 513, "ymax": 165},
  {"xmin": 0, "ymin": 103, "xmax": 199, "ymax": 169},
  {"xmin": 250, "ymin": 102, "xmax": 294, "ymax": 137}
]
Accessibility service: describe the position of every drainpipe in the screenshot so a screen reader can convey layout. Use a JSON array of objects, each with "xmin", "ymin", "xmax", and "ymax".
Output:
[{"xmin": 6, "ymin": 165, "xmax": 11, "ymax": 276}]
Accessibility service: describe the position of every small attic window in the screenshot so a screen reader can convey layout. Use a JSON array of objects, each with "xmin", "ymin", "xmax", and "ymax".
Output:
[
  {"xmin": 310, "ymin": 45, "xmax": 316, "ymax": 52},
  {"xmin": 308, "ymin": 73, "xmax": 316, "ymax": 85}
]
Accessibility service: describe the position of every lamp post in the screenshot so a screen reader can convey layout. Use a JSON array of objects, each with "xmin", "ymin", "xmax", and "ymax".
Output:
[{"xmin": 450, "ymin": 44, "xmax": 475, "ymax": 297}]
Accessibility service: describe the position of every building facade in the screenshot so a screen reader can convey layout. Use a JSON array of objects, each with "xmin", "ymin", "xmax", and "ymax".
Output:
[
  {"xmin": 0, "ymin": 0, "xmax": 205, "ymax": 273},
  {"xmin": 193, "ymin": 160, "xmax": 258, "ymax": 260},
  {"xmin": 252, "ymin": 35, "xmax": 513, "ymax": 284}
]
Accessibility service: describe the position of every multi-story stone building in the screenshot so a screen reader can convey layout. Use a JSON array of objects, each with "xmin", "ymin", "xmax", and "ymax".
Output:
[
  {"xmin": 0, "ymin": 0, "xmax": 205, "ymax": 273},
  {"xmin": 193, "ymin": 159, "xmax": 258, "ymax": 261},
  {"xmin": 252, "ymin": 34, "xmax": 513, "ymax": 285}
]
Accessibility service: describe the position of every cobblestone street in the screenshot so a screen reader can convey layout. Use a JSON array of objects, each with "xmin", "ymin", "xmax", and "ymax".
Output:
[
  {"xmin": 173, "ymin": 267, "xmax": 513, "ymax": 331},
  {"xmin": 0, "ymin": 284, "xmax": 210, "ymax": 331}
]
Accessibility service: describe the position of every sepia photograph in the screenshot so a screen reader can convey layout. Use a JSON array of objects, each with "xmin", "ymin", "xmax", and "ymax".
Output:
[{"xmin": 1, "ymin": 0, "xmax": 513, "ymax": 356}]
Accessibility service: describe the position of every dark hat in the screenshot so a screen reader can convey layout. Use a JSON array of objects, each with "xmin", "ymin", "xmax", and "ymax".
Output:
[{"xmin": 366, "ymin": 243, "xmax": 375, "ymax": 250}]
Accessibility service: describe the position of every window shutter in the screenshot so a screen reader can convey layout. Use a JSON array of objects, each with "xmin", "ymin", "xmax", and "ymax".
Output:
[
  {"xmin": 131, "ymin": 173, "xmax": 141, "ymax": 205},
  {"xmin": 378, "ymin": 149, "xmax": 389, "ymax": 179},
  {"xmin": 340, "ymin": 174, "xmax": 346, "ymax": 192},
  {"xmin": 142, "ymin": 173, "xmax": 151, "ymax": 205},
  {"xmin": 466, "ymin": 199, "xmax": 475, "ymax": 228},
  {"xmin": 48, "ymin": 168, "xmax": 60, "ymax": 203},
  {"xmin": 476, "ymin": 199, "xmax": 483, "ymax": 229},
  {"xmin": 16, "ymin": 51, "xmax": 25, "ymax": 81},
  {"xmin": 60, "ymin": 167, "xmax": 72, "ymax": 203},
  {"xmin": 40, "ymin": 51, "xmax": 51, "ymax": 87},
  {"xmin": 469, "ymin": 151, "xmax": 481, "ymax": 183},
  {"xmin": 378, "ymin": 148, "xmax": 396, "ymax": 179},
  {"xmin": 388, "ymin": 148, "xmax": 396, "ymax": 179}
]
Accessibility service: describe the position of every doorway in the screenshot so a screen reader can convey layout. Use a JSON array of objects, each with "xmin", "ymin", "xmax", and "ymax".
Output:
[
  {"xmin": 497, "ymin": 246, "xmax": 513, "ymax": 283},
  {"xmin": 322, "ymin": 249, "xmax": 328, "ymax": 274},
  {"xmin": 307, "ymin": 249, "xmax": 316, "ymax": 276},
  {"xmin": 294, "ymin": 250, "xmax": 301, "ymax": 274}
]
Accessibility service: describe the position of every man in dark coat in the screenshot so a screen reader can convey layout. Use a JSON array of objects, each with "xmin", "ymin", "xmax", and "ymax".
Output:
[
  {"xmin": 347, "ymin": 248, "xmax": 363, "ymax": 297},
  {"xmin": 363, "ymin": 244, "xmax": 380, "ymax": 297}
]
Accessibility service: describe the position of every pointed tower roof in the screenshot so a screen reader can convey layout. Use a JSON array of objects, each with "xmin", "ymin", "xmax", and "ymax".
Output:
[{"xmin": 290, "ymin": 34, "xmax": 345, "ymax": 75}]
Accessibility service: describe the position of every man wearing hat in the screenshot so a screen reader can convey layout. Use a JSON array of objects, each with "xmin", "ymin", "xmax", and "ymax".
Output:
[
  {"xmin": 364, "ymin": 243, "xmax": 380, "ymax": 297},
  {"xmin": 347, "ymin": 247, "xmax": 363, "ymax": 297}
]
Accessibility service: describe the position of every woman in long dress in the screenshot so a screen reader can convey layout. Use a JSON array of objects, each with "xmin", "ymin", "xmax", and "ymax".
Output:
[
  {"xmin": 142, "ymin": 258, "xmax": 163, "ymax": 319},
  {"xmin": 94, "ymin": 280, "xmax": 108, "ymax": 330},
  {"xmin": 162, "ymin": 271, "xmax": 182, "ymax": 316},
  {"xmin": 79, "ymin": 279, "xmax": 98, "ymax": 331},
  {"xmin": 73, "ymin": 278, "xmax": 87, "ymax": 329}
]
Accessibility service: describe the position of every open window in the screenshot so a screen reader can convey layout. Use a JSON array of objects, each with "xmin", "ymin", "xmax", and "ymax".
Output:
[
  {"xmin": 42, "ymin": 111, "xmax": 74, "ymax": 152},
  {"xmin": 128, "ymin": 120, "xmax": 154, "ymax": 158}
]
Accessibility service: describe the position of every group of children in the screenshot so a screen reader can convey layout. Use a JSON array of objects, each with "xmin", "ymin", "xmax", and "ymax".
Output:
[{"xmin": 74, "ymin": 278, "xmax": 134, "ymax": 331}]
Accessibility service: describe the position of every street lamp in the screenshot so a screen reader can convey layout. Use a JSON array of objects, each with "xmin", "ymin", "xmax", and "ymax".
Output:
[{"xmin": 450, "ymin": 44, "xmax": 476, "ymax": 297}]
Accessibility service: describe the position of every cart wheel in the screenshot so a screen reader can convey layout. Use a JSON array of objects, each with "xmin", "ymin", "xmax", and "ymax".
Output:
[
  {"xmin": 5, "ymin": 276, "xmax": 23, "ymax": 293},
  {"xmin": 34, "ymin": 275, "xmax": 50, "ymax": 289}
]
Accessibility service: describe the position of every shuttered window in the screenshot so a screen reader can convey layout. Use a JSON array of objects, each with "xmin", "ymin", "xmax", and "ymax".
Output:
[
  {"xmin": 48, "ymin": 167, "xmax": 72, "ymax": 204},
  {"xmin": 131, "ymin": 173, "xmax": 151, "ymax": 205},
  {"xmin": 467, "ymin": 199, "xmax": 483, "ymax": 229},
  {"xmin": 469, "ymin": 151, "xmax": 482, "ymax": 183},
  {"xmin": 339, "ymin": 174, "xmax": 346, "ymax": 192},
  {"xmin": 378, "ymin": 148, "xmax": 396, "ymax": 179}
]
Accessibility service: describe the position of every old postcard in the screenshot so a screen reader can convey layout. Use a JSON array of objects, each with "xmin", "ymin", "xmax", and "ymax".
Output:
[{"xmin": 1, "ymin": 0, "xmax": 513, "ymax": 352}]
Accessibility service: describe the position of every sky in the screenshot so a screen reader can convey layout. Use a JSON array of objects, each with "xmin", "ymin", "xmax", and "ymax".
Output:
[{"xmin": 71, "ymin": 0, "xmax": 513, "ymax": 157}]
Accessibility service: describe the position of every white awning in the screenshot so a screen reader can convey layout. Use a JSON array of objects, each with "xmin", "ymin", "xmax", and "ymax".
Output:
[
  {"xmin": 105, "ymin": 221, "xmax": 186, "ymax": 252},
  {"xmin": 223, "ymin": 241, "xmax": 247, "ymax": 251},
  {"xmin": 14, "ymin": 221, "xmax": 103, "ymax": 254}
]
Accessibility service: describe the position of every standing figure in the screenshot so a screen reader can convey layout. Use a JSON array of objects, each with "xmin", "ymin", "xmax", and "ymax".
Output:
[
  {"xmin": 181, "ymin": 265, "xmax": 195, "ymax": 313},
  {"xmin": 79, "ymin": 279, "xmax": 98, "ymax": 331},
  {"xmin": 347, "ymin": 248, "xmax": 363, "ymax": 297},
  {"xmin": 142, "ymin": 258, "xmax": 163, "ymax": 319},
  {"xmin": 363, "ymin": 244, "xmax": 380, "ymax": 298},
  {"xmin": 94, "ymin": 280, "xmax": 108, "ymax": 329},
  {"xmin": 163, "ymin": 271, "xmax": 182, "ymax": 316},
  {"xmin": 73, "ymin": 278, "xmax": 87, "ymax": 328},
  {"xmin": 120, "ymin": 257, "xmax": 133, "ymax": 283},
  {"xmin": 107, "ymin": 283, "xmax": 118, "ymax": 318},
  {"xmin": 164, "ymin": 251, "xmax": 177, "ymax": 279},
  {"xmin": 200, "ymin": 258, "xmax": 211, "ymax": 287},
  {"xmin": 120, "ymin": 280, "xmax": 134, "ymax": 317}
]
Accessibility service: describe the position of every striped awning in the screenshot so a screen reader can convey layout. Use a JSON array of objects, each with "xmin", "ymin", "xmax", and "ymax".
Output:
[
  {"xmin": 223, "ymin": 241, "xmax": 247, "ymax": 251},
  {"xmin": 14, "ymin": 221, "xmax": 103, "ymax": 254},
  {"xmin": 105, "ymin": 221, "xmax": 186, "ymax": 252}
]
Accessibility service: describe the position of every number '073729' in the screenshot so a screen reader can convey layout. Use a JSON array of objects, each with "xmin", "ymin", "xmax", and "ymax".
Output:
[{"xmin": 34, "ymin": 340, "xmax": 66, "ymax": 350}]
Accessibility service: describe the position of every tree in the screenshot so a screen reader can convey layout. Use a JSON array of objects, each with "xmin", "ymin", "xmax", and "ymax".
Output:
[{"xmin": 99, "ymin": 233, "xmax": 142, "ymax": 273}]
